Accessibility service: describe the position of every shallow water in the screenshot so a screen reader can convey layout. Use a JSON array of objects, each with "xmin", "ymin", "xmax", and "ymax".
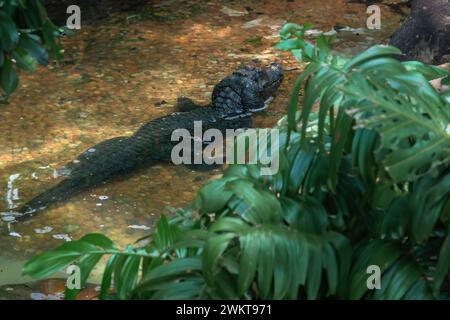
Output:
[{"xmin": 0, "ymin": 0, "xmax": 404, "ymax": 291}]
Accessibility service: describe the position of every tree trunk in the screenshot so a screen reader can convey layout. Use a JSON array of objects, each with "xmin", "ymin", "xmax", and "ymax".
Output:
[{"xmin": 389, "ymin": 0, "xmax": 450, "ymax": 64}]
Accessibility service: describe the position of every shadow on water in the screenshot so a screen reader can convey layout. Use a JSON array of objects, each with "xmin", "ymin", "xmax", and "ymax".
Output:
[{"xmin": 0, "ymin": 0, "xmax": 406, "ymax": 296}]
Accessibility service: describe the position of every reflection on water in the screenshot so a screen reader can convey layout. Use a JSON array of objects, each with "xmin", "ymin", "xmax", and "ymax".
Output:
[
  {"xmin": 6, "ymin": 173, "xmax": 21, "ymax": 211},
  {"xmin": 0, "ymin": 0, "xmax": 404, "ymax": 289},
  {"xmin": 0, "ymin": 256, "xmax": 34, "ymax": 286}
]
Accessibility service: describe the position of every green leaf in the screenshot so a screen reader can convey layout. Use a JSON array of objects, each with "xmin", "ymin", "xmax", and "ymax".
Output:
[
  {"xmin": 410, "ymin": 174, "xmax": 450, "ymax": 242},
  {"xmin": 225, "ymin": 179, "xmax": 283, "ymax": 225},
  {"xmin": 327, "ymin": 232, "xmax": 352, "ymax": 297},
  {"xmin": 238, "ymin": 231, "xmax": 261, "ymax": 296},
  {"xmin": 402, "ymin": 279, "xmax": 433, "ymax": 300},
  {"xmin": 203, "ymin": 233, "xmax": 235, "ymax": 285},
  {"xmin": 257, "ymin": 234, "xmax": 275, "ymax": 299},
  {"xmin": 41, "ymin": 18, "xmax": 62, "ymax": 61},
  {"xmin": 383, "ymin": 260, "xmax": 421, "ymax": 300},
  {"xmin": 195, "ymin": 178, "xmax": 234, "ymax": 215},
  {"xmin": 137, "ymin": 257, "xmax": 203, "ymax": 293},
  {"xmin": 117, "ymin": 253, "xmax": 141, "ymax": 299},
  {"xmin": 306, "ymin": 242, "xmax": 322, "ymax": 299},
  {"xmin": 327, "ymin": 107, "xmax": 353, "ymax": 191},
  {"xmin": 210, "ymin": 217, "xmax": 249, "ymax": 234},
  {"xmin": 351, "ymin": 128, "xmax": 379, "ymax": 188},
  {"xmin": 149, "ymin": 277, "xmax": 205, "ymax": 299},
  {"xmin": 281, "ymin": 196, "xmax": 328, "ymax": 234},
  {"xmin": 274, "ymin": 39, "xmax": 300, "ymax": 51},
  {"xmin": 403, "ymin": 61, "xmax": 450, "ymax": 81},
  {"xmin": 80, "ymin": 233, "xmax": 116, "ymax": 250},
  {"xmin": 18, "ymin": 33, "xmax": 49, "ymax": 65},
  {"xmin": 287, "ymin": 148, "xmax": 314, "ymax": 193},
  {"xmin": 286, "ymin": 63, "xmax": 320, "ymax": 147},
  {"xmin": 349, "ymin": 240, "xmax": 401, "ymax": 299},
  {"xmin": 0, "ymin": 11, "xmax": 19, "ymax": 51},
  {"xmin": 99, "ymin": 254, "xmax": 121, "ymax": 300},
  {"xmin": 343, "ymin": 45, "xmax": 402, "ymax": 72},
  {"xmin": 23, "ymin": 241, "xmax": 97, "ymax": 279},
  {"xmin": 12, "ymin": 47, "xmax": 36, "ymax": 72},
  {"xmin": 65, "ymin": 253, "xmax": 103, "ymax": 300},
  {"xmin": 1, "ymin": 59, "xmax": 19, "ymax": 95},
  {"xmin": 322, "ymin": 243, "xmax": 338, "ymax": 295},
  {"xmin": 344, "ymin": 70, "xmax": 450, "ymax": 183},
  {"xmin": 434, "ymin": 235, "xmax": 450, "ymax": 296},
  {"xmin": 272, "ymin": 230, "xmax": 291, "ymax": 299}
]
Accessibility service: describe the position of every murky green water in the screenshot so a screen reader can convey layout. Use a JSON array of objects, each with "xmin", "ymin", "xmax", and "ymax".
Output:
[{"xmin": 0, "ymin": 0, "xmax": 404, "ymax": 295}]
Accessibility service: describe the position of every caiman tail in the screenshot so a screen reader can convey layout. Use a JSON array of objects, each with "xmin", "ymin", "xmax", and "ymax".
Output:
[
  {"xmin": 16, "ymin": 177, "xmax": 89, "ymax": 221},
  {"xmin": 14, "ymin": 134, "xmax": 160, "ymax": 220}
]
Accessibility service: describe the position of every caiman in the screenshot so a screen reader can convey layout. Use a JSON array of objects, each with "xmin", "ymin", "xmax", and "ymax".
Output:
[{"xmin": 15, "ymin": 63, "xmax": 284, "ymax": 220}]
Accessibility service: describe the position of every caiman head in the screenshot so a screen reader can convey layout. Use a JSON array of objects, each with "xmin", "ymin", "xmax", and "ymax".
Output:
[{"xmin": 212, "ymin": 63, "xmax": 284, "ymax": 119}]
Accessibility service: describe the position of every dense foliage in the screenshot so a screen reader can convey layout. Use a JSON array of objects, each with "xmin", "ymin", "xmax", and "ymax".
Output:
[
  {"xmin": 24, "ymin": 23, "xmax": 450, "ymax": 300},
  {"xmin": 0, "ymin": 0, "xmax": 61, "ymax": 100}
]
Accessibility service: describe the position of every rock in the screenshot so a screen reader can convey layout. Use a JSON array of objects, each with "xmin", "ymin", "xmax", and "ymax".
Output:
[
  {"xmin": 128, "ymin": 224, "xmax": 151, "ymax": 230},
  {"xmin": 52, "ymin": 234, "xmax": 72, "ymax": 241},
  {"xmin": 220, "ymin": 6, "xmax": 248, "ymax": 17},
  {"xmin": 1, "ymin": 216, "xmax": 16, "ymax": 222},
  {"xmin": 30, "ymin": 292, "xmax": 48, "ymax": 300},
  {"xmin": 242, "ymin": 18, "xmax": 264, "ymax": 29},
  {"xmin": 9, "ymin": 232, "xmax": 22, "ymax": 238},
  {"xmin": 34, "ymin": 226, "xmax": 53, "ymax": 234}
]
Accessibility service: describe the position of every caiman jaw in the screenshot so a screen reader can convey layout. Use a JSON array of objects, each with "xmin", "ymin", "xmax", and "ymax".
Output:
[{"xmin": 249, "ymin": 96, "xmax": 274, "ymax": 112}]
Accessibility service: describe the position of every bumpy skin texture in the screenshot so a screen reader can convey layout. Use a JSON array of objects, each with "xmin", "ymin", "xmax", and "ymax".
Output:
[
  {"xmin": 17, "ymin": 64, "xmax": 283, "ymax": 218},
  {"xmin": 389, "ymin": 0, "xmax": 450, "ymax": 64}
]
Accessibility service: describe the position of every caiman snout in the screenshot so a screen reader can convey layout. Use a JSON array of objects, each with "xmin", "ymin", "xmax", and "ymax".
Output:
[{"xmin": 262, "ymin": 62, "xmax": 284, "ymax": 99}]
